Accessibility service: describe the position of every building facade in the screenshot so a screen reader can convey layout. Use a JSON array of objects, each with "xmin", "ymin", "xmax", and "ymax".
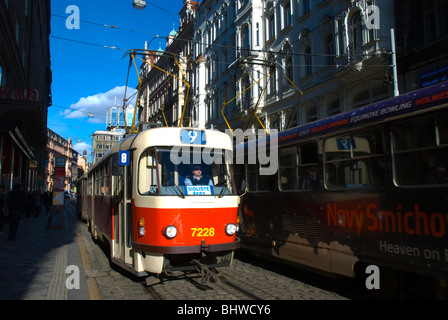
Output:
[
  {"xmin": 0, "ymin": 0, "xmax": 52, "ymax": 191},
  {"xmin": 394, "ymin": 0, "xmax": 448, "ymax": 93},
  {"xmin": 106, "ymin": 106, "xmax": 139, "ymax": 131},
  {"xmin": 136, "ymin": 0, "xmax": 443, "ymax": 142},
  {"xmin": 46, "ymin": 129, "xmax": 79, "ymax": 192},
  {"xmin": 137, "ymin": 0, "xmax": 199, "ymax": 127},
  {"xmin": 192, "ymin": 0, "xmax": 395, "ymax": 134},
  {"xmin": 91, "ymin": 130, "xmax": 125, "ymax": 165}
]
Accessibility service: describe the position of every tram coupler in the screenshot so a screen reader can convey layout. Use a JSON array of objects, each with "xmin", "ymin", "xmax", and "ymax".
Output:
[{"xmin": 192, "ymin": 259, "xmax": 218, "ymax": 283}]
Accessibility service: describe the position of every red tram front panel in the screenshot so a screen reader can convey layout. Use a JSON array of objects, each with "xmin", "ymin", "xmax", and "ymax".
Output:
[{"xmin": 132, "ymin": 204, "xmax": 240, "ymax": 253}]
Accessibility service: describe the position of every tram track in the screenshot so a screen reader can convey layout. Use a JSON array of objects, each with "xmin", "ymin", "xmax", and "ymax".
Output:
[
  {"xmin": 215, "ymin": 275, "xmax": 264, "ymax": 300},
  {"xmin": 141, "ymin": 269, "xmax": 265, "ymax": 300}
]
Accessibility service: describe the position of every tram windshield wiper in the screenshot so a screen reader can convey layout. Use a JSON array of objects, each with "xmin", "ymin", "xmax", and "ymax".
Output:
[
  {"xmin": 217, "ymin": 187, "xmax": 226, "ymax": 198},
  {"xmin": 168, "ymin": 185, "xmax": 185, "ymax": 198}
]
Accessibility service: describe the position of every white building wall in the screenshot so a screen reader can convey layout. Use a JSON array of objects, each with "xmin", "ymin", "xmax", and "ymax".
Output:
[{"xmin": 192, "ymin": 0, "xmax": 396, "ymax": 133}]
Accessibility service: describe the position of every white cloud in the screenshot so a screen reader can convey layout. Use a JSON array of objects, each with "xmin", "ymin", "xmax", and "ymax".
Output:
[
  {"xmin": 63, "ymin": 86, "xmax": 137, "ymax": 124},
  {"xmin": 73, "ymin": 141, "xmax": 92, "ymax": 155}
]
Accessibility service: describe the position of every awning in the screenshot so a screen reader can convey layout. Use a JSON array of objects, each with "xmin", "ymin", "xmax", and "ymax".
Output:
[{"xmin": 8, "ymin": 127, "xmax": 35, "ymax": 160}]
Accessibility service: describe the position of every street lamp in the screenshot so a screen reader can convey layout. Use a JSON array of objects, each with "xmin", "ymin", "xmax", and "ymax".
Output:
[{"xmin": 133, "ymin": 0, "xmax": 146, "ymax": 9}]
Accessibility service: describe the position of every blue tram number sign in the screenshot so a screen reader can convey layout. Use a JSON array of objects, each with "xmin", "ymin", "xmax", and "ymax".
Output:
[
  {"xmin": 337, "ymin": 138, "xmax": 356, "ymax": 150},
  {"xmin": 119, "ymin": 150, "xmax": 130, "ymax": 166},
  {"xmin": 181, "ymin": 130, "xmax": 206, "ymax": 145}
]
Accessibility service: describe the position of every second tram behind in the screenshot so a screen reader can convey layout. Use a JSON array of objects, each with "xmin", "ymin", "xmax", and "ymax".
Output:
[
  {"xmin": 78, "ymin": 127, "xmax": 240, "ymax": 277},
  {"xmin": 235, "ymin": 81, "xmax": 448, "ymax": 294}
]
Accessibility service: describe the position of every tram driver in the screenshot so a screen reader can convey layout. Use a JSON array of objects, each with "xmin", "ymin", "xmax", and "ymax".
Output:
[{"xmin": 184, "ymin": 165, "xmax": 214, "ymax": 186}]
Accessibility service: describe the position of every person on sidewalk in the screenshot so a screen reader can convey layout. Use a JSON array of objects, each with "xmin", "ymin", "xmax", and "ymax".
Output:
[{"xmin": 7, "ymin": 184, "xmax": 26, "ymax": 241}]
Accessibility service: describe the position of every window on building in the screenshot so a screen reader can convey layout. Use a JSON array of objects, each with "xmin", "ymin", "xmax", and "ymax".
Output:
[
  {"xmin": 285, "ymin": 55, "xmax": 293, "ymax": 83},
  {"xmin": 301, "ymin": 0, "xmax": 310, "ymax": 16},
  {"xmin": 256, "ymin": 23, "xmax": 260, "ymax": 46},
  {"xmin": 267, "ymin": 10, "xmax": 275, "ymax": 41},
  {"xmin": 267, "ymin": 64, "xmax": 276, "ymax": 96},
  {"xmin": 350, "ymin": 10, "xmax": 363, "ymax": 44},
  {"xmin": 305, "ymin": 105, "xmax": 317, "ymax": 123},
  {"xmin": 304, "ymin": 46, "xmax": 312, "ymax": 77},
  {"xmin": 282, "ymin": 0, "xmax": 291, "ymax": 29},
  {"xmin": 337, "ymin": 19, "xmax": 345, "ymax": 57},
  {"xmin": 0, "ymin": 61, "xmax": 6, "ymax": 86},
  {"xmin": 325, "ymin": 34, "xmax": 335, "ymax": 67},
  {"xmin": 327, "ymin": 100, "xmax": 341, "ymax": 117},
  {"xmin": 241, "ymin": 24, "xmax": 250, "ymax": 51}
]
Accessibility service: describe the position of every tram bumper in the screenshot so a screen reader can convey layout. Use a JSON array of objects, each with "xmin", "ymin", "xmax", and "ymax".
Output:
[
  {"xmin": 133, "ymin": 238, "xmax": 240, "ymax": 274},
  {"xmin": 133, "ymin": 237, "xmax": 241, "ymax": 254}
]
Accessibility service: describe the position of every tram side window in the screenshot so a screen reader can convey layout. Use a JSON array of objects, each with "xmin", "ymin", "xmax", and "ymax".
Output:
[
  {"xmin": 393, "ymin": 115, "xmax": 448, "ymax": 186},
  {"xmin": 279, "ymin": 142, "xmax": 318, "ymax": 191},
  {"xmin": 233, "ymin": 164, "xmax": 245, "ymax": 192},
  {"xmin": 100, "ymin": 165, "xmax": 106, "ymax": 195},
  {"xmin": 298, "ymin": 142, "xmax": 319, "ymax": 190},
  {"xmin": 279, "ymin": 146, "xmax": 298, "ymax": 190},
  {"xmin": 94, "ymin": 169, "xmax": 100, "ymax": 195},
  {"xmin": 247, "ymin": 163, "xmax": 276, "ymax": 191},
  {"xmin": 324, "ymin": 129, "xmax": 385, "ymax": 189},
  {"xmin": 105, "ymin": 158, "xmax": 112, "ymax": 196},
  {"xmin": 138, "ymin": 148, "xmax": 159, "ymax": 195}
]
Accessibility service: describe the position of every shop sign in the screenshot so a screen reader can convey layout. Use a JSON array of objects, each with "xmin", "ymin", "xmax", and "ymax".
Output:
[{"xmin": 0, "ymin": 86, "xmax": 40, "ymax": 102}]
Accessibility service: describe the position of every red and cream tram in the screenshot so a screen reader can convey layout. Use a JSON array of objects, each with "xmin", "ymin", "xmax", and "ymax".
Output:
[{"xmin": 79, "ymin": 127, "xmax": 240, "ymax": 277}]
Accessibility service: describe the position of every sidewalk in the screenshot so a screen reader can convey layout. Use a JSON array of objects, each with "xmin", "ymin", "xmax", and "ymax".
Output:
[{"xmin": 0, "ymin": 200, "xmax": 90, "ymax": 300}]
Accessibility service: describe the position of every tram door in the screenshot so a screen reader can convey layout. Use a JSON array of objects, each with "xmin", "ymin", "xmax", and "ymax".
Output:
[
  {"xmin": 112, "ymin": 152, "xmax": 133, "ymax": 268},
  {"xmin": 112, "ymin": 171, "xmax": 124, "ymax": 261},
  {"xmin": 123, "ymin": 160, "xmax": 133, "ymax": 267}
]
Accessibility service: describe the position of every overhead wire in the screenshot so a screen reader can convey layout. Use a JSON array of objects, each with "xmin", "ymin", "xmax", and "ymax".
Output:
[
  {"xmin": 49, "ymin": 5, "xmax": 385, "ymax": 67},
  {"xmin": 11, "ymin": 1, "xmax": 392, "ymax": 67}
]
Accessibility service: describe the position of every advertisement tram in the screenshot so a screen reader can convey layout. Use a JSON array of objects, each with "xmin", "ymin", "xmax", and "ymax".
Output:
[
  {"xmin": 236, "ymin": 81, "xmax": 448, "ymax": 294},
  {"xmin": 78, "ymin": 127, "xmax": 240, "ymax": 277}
]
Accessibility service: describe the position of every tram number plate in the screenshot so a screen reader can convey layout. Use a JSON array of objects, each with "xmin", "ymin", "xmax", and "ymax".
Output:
[
  {"xmin": 191, "ymin": 227, "xmax": 215, "ymax": 237},
  {"xmin": 181, "ymin": 129, "xmax": 206, "ymax": 145}
]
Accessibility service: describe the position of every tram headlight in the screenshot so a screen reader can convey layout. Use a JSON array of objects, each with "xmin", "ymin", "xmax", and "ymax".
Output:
[
  {"xmin": 225, "ymin": 223, "xmax": 237, "ymax": 236},
  {"xmin": 165, "ymin": 225, "xmax": 178, "ymax": 239}
]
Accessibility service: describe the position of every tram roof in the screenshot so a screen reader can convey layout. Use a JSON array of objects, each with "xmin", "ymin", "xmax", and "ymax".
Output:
[
  {"xmin": 117, "ymin": 127, "xmax": 233, "ymax": 151},
  {"xmin": 88, "ymin": 127, "xmax": 234, "ymax": 173},
  {"xmin": 237, "ymin": 80, "xmax": 448, "ymax": 150}
]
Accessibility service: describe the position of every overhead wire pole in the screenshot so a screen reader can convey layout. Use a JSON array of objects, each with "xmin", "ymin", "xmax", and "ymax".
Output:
[
  {"xmin": 222, "ymin": 57, "xmax": 303, "ymax": 136},
  {"xmin": 121, "ymin": 48, "xmax": 191, "ymax": 131},
  {"xmin": 390, "ymin": 28, "xmax": 399, "ymax": 97}
]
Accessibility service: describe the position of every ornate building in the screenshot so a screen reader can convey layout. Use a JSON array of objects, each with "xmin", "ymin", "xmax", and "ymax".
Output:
[
  {"xmin": 45, "ymin": 129, "xmax": 79, "ymax": 192},
  {"xmin": 0, "ymin": 0, "xmax": 52, "ymax": 191},
  {"xmin": 137, "ymin": 0, "xmax": 199, "ymax": 128},
  {"xmin": 192, "ymin": 0, "xmax": 395, "ymax": 134}
]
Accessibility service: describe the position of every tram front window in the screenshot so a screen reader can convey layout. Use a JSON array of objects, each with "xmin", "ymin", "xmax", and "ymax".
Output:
[{"xmin": 138, "ymin": 147, "xmax": 236, "ymax": 196}]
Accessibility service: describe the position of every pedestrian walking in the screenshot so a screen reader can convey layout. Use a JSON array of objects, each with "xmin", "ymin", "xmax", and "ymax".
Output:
[{"xmin": 7, "ymin": 184, "xmax": 26, "ymax": 241}]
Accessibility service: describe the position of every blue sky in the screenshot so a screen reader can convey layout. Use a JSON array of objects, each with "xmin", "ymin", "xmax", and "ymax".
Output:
[{"xmin": 49, "ymin": 0, "xmax": 185, "ymax": 156}]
